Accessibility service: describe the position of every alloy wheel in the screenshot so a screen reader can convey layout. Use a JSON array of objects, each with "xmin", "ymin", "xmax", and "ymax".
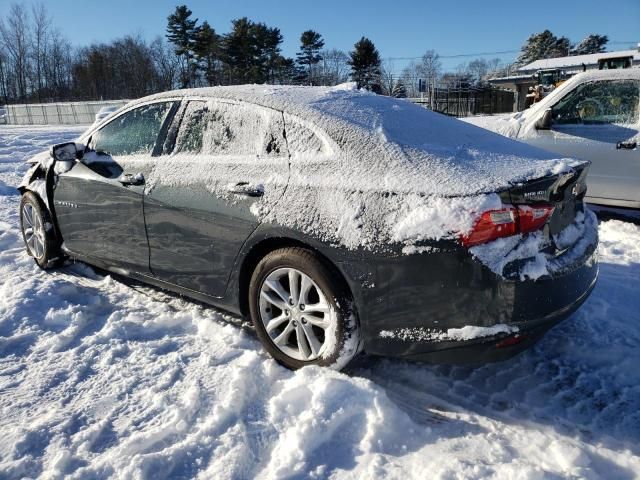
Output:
[
  {"xmin": 22, "ymin": 203, "xmax": 46, "ymax": 260},
  {"xmin": 258, "ymin": 267, "xmax": 335, "ymax": 361}
]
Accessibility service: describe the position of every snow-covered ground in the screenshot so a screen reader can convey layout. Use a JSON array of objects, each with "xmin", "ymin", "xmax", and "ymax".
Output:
[{"xmin": 1, "ymin": 125, "xmax": 639, "ymax": 479}]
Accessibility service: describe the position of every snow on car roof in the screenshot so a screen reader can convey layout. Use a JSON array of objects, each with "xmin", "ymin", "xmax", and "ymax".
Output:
[
  {"xmin": 128, "ymin": 83, "xmax": 582, "ymax": 198},
  {"xmin": 519, "ymin": 49, "xmax": 640, "ymax": 72}
]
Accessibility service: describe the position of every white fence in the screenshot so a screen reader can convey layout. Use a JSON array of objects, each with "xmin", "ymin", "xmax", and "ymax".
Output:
[{"xmin": 1, "ymin": 100, "xmax": 130, "ymax": 125}]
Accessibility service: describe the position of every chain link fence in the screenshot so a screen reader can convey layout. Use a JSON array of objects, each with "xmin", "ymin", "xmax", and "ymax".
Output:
[
  {"xmin": 408, "ymin": 87, "xmax": 515, "ymax": 117},
  {"xmin": 1, "ymin": 89, "xmax": 514, "ymax": 126},
  {"xmin": 1, "ymin": 100, "xmax": 130, "ymax": 125}
]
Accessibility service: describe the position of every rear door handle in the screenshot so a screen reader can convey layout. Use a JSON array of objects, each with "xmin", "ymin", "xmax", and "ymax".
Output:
[
  {"xmin": 227, "ymin": 182, "xmax": 264, "ymax": 197},
  {"xmin": 118, "ymin": 172, "xmax": 145, "ymax": 186},
  {"xmin": 616, "ymin": 141, "xmax": 637, "ymax": 150}
]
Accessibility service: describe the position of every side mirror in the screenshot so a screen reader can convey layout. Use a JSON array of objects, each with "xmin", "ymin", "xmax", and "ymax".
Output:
[
  {"xmin": 50, "ymin": 142, "xmax": 79, "ymax": 162},
  {"xmin": 535, "ymin": 109, "xmax": 552, "ymax": 130}
]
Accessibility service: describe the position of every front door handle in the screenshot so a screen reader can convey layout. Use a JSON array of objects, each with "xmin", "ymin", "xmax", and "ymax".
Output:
[
  {"xmin": 118, "ymin": 172, "xmax": 145, "ymax": 186},
  {"xmin": 227, "ymin": 182, "xmax": 264, "ymax": 197},
  {"xmin": 616, "ymin": 141, "xmax": 637, "ymax": 150}
]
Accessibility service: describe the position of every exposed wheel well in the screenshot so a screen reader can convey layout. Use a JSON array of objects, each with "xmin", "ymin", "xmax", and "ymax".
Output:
[{"xmin": 238, "ymin": 237, "xmax": 352, "ymax": 318}]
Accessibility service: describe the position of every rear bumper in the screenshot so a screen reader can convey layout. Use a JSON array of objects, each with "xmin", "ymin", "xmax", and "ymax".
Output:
[
  {"xmin": 395, "ymin": 269, "xmax": 596, "ymax": 364},
  {"xmin": 357, "ymin": 236, "xmax": 598, "ymax": 364}
]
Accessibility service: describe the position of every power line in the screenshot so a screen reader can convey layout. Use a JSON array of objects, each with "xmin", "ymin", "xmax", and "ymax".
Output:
[
  {"xmin": 387, "ymin": 50, "xmax": 519, "ymax": 61},
  {"xmin": 384, "ymin": 39, "xmax": 638, "ymax": 63}
]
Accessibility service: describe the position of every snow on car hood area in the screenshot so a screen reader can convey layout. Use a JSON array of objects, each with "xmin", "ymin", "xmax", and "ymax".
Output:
[{"xmin": 3, "ymin": 127, "xmax": 640, "ymax": 479}]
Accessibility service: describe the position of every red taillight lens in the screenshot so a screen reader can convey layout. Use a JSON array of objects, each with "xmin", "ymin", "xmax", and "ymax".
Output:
[
  {"xmin": 461, "ymin": 207, "xmax": 518, "ymax": 247},
  {"xmin": 517, "ymin": 204, "xmax": 555, "ymax": 234},
  {"xmin": 461, "ymin": 203, "xmax": 555, "ymax": 248}
]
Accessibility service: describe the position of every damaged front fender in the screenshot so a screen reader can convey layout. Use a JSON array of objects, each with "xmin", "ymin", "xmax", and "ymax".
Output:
[{"xmin": 18, "ymin": 150, "xmax": 66, "ymax": 245}]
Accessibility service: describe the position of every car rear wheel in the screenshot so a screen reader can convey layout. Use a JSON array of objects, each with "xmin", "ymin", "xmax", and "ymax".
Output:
[
  {"xmin": 248, "ymin": 247, "xmax": 360, "ymax": 370},
  {"xmin": 19, "ymin": 192, "xmax": 63, "ymax": 269}
]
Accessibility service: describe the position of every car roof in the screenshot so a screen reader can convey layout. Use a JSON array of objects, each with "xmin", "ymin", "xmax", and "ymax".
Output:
[{"xmin": 115, "ymin": 84, "xmax": 584, "ymax": 197}]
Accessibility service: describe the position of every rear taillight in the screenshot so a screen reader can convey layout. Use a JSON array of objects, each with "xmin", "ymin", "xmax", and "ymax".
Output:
[
  {"xmin": 461, "ymin": 204, "xmax": 554, "ymax": 247},
  {"xmin": 517, "ymin": 205, "xmax": 556, "ymax": 234}
]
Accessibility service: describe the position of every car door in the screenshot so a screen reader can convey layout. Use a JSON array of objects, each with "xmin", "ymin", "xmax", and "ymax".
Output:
[
  {"xmin": 525, "ymin": 79, "xmax": 640, "ymax": 206},
  {"xmin": 143, "ymin": 99, "xmax": 290, "ymax": 297},
  {"xmin": 53, "ymin": 101, "xmax": 177, "ymax": 273}
]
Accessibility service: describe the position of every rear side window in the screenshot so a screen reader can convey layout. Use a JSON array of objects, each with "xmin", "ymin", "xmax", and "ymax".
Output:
[
  {"xmin": 174, "ymin": 100, "xmax": 286, "ymax": 157},
  {"xmin": 91, "ymin": 102, "xmax": 174, "ymax": 156},
  {"xmin": 283, "ymin": 114, "xmax": 331, "ymax": 157},
  {"xmin": 552, "ymin": 80, "xmax": 640, "ymax": 125}
]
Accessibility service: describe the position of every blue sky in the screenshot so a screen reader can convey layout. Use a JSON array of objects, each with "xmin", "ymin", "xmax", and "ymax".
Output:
[{"xmin": 1, "ymin": 0, "xmax": 639, "ymax": 72}]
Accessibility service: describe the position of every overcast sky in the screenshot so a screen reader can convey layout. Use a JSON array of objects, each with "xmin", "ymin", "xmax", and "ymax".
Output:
[{"xmin": 1, "ymin": 0, "xmax": 638, "ymax": 72}]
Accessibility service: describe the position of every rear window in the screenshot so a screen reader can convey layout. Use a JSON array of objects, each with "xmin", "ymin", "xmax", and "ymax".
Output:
[
  {"xmin": 174, "ymin": 100, "xmax": 286, "ymax": 157},
  {"xmin": 283, "ymin": 115, "xmax": 330, "ymax": 157}
]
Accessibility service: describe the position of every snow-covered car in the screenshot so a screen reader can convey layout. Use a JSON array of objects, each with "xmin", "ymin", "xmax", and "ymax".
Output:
[
  {"xmin": 93, "ymin": 105, "xmax": 120, "ymax": 124},
  {"xmin": 17, "ymin": 85, "xmax": 598, "ymax": 370},
  {"xmin": 464, "ymin": 69, "xmax": 640, "ymax": 209}
]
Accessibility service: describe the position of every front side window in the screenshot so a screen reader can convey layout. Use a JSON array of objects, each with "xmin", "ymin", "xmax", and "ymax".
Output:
[
  {"xmin": 552, "ymin": 80, "xmax": 640, "ymax": 125},
  {"xmin": 91, "ymin": 102, "xmax": 174, "ymax": 156},
  {"xmin": 173, "ymin": 100, "xmax": 286, "ymax": 157}
]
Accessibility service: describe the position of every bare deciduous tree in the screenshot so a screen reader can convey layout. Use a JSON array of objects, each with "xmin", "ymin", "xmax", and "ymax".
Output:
[
  {"xmin": 316, "ymin": 49, "xmax": 349, "ymax": 86},
  {"xmin": 380, "ymin": 60, "xmax": 396, "ymax": 96},
  {"xmin": 0, "ymin": 3, "xmax": 31, "ymax": 100},
  {"xmin": 31, "ymin": 3, "xmax": 51, "ymax": 101}
]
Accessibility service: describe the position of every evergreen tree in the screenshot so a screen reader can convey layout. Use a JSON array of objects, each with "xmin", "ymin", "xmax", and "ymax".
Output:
[
  {"xmin": 391, "ymin": 79, "xmax": 407, "ymax": 98},
  {"xmin": 252, "ymin": 23, "xmax": 284, "ymax": 83},
  {"xmin": 515, "ymin": 30, "xmax": 570, "ymax": 67},
  {"xmin": 296, "ymin": 30, "xmax": 324, "ymax": 85},
  {"xmin": 272, "ymin": 56, "xmax": 297, "ymax": 84},
  {"xmin": 193, "ymin": 21, "xmax": 220, "ymax": 85},
  {"xmin": 571, "ymin": 34, "xmax": 609, "ymax": 55},
  {"xmin": 166, "ymin": 5, "xmax": 198, "ymax": 87},
  {"xmin": 222, "ymin": 17, "xmax": 285, "ymax": 84},
  {"xmin": 348, "ymin": 37, "xmax": 381, "ymax": 92},
  {"xmin": 222, "ymin": 17, "xmax": 255, "ymax": 84}
]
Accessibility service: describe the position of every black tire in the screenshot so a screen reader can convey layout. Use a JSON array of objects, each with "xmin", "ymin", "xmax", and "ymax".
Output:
[
  {"xmin": 19, "ymin": 191, "xmax": 64, "ymax": 269},
  {"xmin": 248, "ymin": 247, "xmax": 360, "ymax": 370}
]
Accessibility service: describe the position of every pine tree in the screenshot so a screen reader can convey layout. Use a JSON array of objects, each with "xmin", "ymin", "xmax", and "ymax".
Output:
[
  {"xmin": 166, "ymin": 5, "xmax": 198, "ymax": 87},
  {"xmin": 348, "ymin": 37, "xmax": 382, "ymax": 92},
  {"xmin": 391, "ymin": 79, "xmax": 407, "ymax": 98},
  {"xmin": 571, "ymin": 34, "xmax": 609, "ymax": 55},
  {"xmin": 222, "ymin": 17, "xmax": 255, "ymax": 84},
  {"xmin": 222, "ymin": 17, "xmax": 285, "ymax": 84},
  {"xmin": 193, "ymin": 22, "xmax": 220, "ymax": 85},
  {"xmin": 252, "ymin": 23, "xmax": 284, "ymax": 84},
  {"xmin": 296, "ymin": 30, "xmax": 324, "ymax": 85},
  {"xmin": 515, "ymin": 30, "xmax": 570, "ymax": 67}
]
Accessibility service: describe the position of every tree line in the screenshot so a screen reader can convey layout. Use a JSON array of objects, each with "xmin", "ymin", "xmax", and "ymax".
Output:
[{"xmin": 0, "ymin": 2, "xmax": 615, "ymax": 105}]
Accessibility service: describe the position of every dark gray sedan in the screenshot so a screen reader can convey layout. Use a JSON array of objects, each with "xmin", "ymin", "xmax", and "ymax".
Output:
[{"xmin": 18, "ymin": 85, "xmax": 598, "ymax": 369}]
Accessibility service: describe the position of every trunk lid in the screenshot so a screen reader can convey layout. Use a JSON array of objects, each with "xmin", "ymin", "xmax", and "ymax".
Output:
[{"xmin": 506, "ymin": 163, "xmax": 589, "ymax": 240}]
